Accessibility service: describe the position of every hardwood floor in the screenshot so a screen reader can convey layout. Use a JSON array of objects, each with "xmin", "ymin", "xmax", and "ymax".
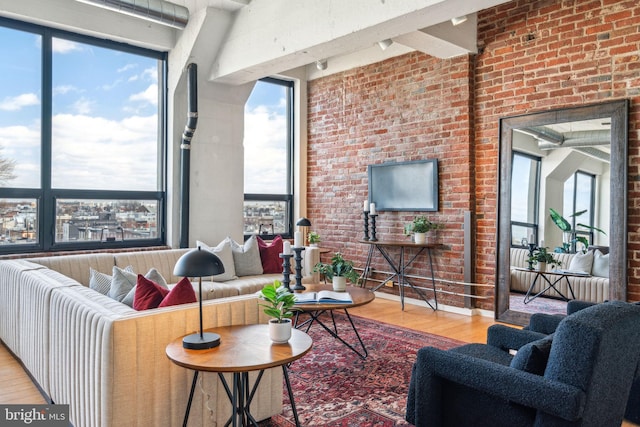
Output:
[{"xmin": 0, "ymin": 297, "xmax": 636, "ymax": 426}]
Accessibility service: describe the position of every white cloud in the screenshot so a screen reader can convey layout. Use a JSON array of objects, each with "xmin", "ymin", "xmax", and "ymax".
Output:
[
  {"xmin": 0, "ymin": 124, "xmax": 41, "ymax": 188},
  {"xmin": 49, "ymin": 113, "xmax": 158, "ymax": 190},
  {"xmin": 142, "ymin": 67, "xmax": 157, "ymax": 82},
  {"xmin": 118, "ymin": 64, "xmax": 137, "ymax": 73},
  {"xmin": 52, "ymin": 39, "xmax": 83, "ymax": 54},
  {"xmin": 54, "ymin": 85, "xmax": 80, "ymax": 95},
  {"xmin": 0, "ymin": 93, "xmax": 40, "ymax": 111},
  {"xmin": 72, "ymin": 97, "xmax": 94, "ymax": 115},
  {"xmin": 129, "ymin": 84, "xmax": 158, "ymax": 106},
  {"xmin": 243, "ymin": 105, "xmax": 287, "ymax": 193}
]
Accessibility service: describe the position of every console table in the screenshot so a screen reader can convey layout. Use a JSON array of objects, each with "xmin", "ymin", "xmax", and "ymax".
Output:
[{"xmin": 359, "ymin": 240, "xmax": 439, "ymax": 310}]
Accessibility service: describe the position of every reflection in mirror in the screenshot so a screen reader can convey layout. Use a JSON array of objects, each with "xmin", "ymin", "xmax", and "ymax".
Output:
[{"xmin": 497, "ymin": 100, "xmax": 628, "ymax": 325}]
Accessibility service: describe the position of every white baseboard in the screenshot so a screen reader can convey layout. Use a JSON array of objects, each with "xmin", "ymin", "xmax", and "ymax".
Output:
[{"xmin": 373, "ymin": 292, "xmax": 494, "ymax": 318}]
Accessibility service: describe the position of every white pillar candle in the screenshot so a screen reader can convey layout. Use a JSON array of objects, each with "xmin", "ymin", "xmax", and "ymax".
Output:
[
  {"xmin": 283, "ymin": 241, "xmax": 292, "ymax": 255},
  {"xmin": 294, "ymin": 231, "xmax": 302, "ymax": 248},
  {"xmin": 363, "ymin": 200, "xmax": 369, "ymax": 212},
  {"xmin": 529, "ymin": 233, "xmax": 534, "ymax": 244},
  {"xmin": 370, "ymin": 203, "xmax": 376, "ymax": 215}
]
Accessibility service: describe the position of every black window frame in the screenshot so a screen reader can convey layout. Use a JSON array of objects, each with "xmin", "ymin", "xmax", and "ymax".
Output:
[
  {"xmin": 510, "ymin": 151, "xmax": 541, "ymax": 248},
  {"xmin": 243, "ymin": 77, "xmax": 294, "ymax": 240},
  {"xmin": 0, "ymin": 17, "xmax": 167, "ymax": 254},
  {"xmin": 565, "ymin": 170, "xmax": 596, "ymax": 250}
]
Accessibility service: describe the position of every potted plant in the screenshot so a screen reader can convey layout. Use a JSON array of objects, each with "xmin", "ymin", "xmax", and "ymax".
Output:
[
  {"xmin": 313, "ymin": 252, "xmax": 360, "ymax": 291},
  {"xmin": 527, "ymin": 246, "xmax": 562, "ymax": 272},
  {"xmin": 258, "ymin": 280, "xmax": 297, "ymax": 343},
  {"xmin": 404, "ymin": 216, "xmax": 441, "ymax": 244},
  {"xmin": 549, "ymin": 208, "xmax": 606, "ymax": 253},
  {"xmin": 308, "ymin": 231, "xmax": 320, "ymax": 247}
]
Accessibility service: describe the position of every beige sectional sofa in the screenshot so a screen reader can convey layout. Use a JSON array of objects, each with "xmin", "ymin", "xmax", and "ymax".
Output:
[
  {"xmin": 510, "ymin": 247, "xmax": 609, "ymax": 303},
  {"xmin": 0, "ymin": 246, "xmax": 319, "ymax": 427}
]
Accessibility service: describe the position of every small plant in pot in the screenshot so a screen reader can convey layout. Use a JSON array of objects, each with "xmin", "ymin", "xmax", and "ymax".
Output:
[
  {"xmin": 313, "ymin": 252, "xmax": 360, "ymax": 291},
  {"xmin": 308, "ymin": 231, "xmax": 320, "ymax": 246},
  {"xmin": 258, "ymin": 280, "xmax": 297, "ymax": 343},
  {"xmin": 527, "ymin": 247, "xmax": 562, "ymax": 272},
  {"xmin": 404, "ymin": 216, "xmax": 441, "ymax": 244}
]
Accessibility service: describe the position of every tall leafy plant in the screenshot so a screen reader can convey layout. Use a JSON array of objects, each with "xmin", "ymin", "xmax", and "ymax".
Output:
[{"xmin": 549, "ymin": 208, "xmax": 606, "ymax": 253}]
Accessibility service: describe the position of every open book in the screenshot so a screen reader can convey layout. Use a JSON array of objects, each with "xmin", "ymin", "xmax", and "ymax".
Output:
[{"xmin": 294, "ymin": 290, "xmax": 353, "ymax": 304}]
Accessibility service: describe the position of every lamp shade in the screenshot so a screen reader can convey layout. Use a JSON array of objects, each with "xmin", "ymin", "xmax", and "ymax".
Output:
[
  {"xmin": 173, "ymin": 246, "xmax": 224, "ymax": 277},
  {"xmin": 296, "ymin": 217, "xmax": 311, "ymax": 227}
]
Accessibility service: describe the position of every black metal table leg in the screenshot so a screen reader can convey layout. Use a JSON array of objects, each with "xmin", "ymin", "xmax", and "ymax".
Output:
[{"xmin": 183, "ymin": 370, "xmax": 199, "ymax": 427}]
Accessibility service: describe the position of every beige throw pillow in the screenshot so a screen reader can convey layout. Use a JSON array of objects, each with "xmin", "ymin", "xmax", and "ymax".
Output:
[
  {"xmin": 568, "ymin": 250, "xmax": 594, "ymax": 274},
  {"xmin": 229, "ymin": 235, "xmax": 263, "ymax": 276},
  {"xmin": 591, "ymin": 249, "xmax": 609, "ymax": 278},
  {"xmin": 196, "ymin": 239, "xmax": 237, "ymax": 281}
]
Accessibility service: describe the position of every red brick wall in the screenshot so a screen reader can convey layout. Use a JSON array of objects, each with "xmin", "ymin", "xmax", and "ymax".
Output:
[{"xmin": 307, "ymin": 0, "xmax": 640, "ymax": 309}]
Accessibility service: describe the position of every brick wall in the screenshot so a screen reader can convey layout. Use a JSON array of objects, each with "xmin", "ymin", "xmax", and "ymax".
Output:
[{"xmin": 307, "ymin": 0, "xmax": 640, "ymax": 309}]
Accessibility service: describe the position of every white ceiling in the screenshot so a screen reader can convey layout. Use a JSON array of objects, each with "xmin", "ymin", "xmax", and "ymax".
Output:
[{"xmin": 0, "ymin": 0, "xmax": 513, "ymax": 85}]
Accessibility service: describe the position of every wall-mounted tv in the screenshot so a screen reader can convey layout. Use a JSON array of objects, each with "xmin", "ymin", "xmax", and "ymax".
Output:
[{"xmin": 368, "ymin": 159, "xmax": 438, "ymax": 212}]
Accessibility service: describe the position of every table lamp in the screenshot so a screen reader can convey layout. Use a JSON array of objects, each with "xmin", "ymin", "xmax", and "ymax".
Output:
[
  {"xmin": 296, "ymin": 217, "xmax": 311, "ymax": 247},
  {"xmin": 173, "ymin": 246, "xmax": 225, "ymax": 349}
]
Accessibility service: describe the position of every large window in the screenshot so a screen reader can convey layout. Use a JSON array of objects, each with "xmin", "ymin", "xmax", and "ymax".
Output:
[
  {"xmin": 243, "ymin": 78, "xmax": 293, "ymax": 238},
  {"xmin": 563, "ymin": 171, "xmax": 596, "ymax": 251},
  {"xmin": 0, "ymin": 18, "xmax": 166, "ymax": 253},
  {"xmin": 511, "ymin": 152, "xmax": 541, "ymax": 247}
]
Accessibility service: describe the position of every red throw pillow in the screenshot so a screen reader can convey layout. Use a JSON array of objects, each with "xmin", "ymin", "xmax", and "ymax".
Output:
[
  {"xmin": 257, "ymin": 235, "xmax": 283, "ymax": 273},
  {"xmin": 159, "ymin": 277, "xmax": 197, "ymax": 308},
  {"xmin": 134, "ymin": 274, "xmax": 170, "ymax": 310}
]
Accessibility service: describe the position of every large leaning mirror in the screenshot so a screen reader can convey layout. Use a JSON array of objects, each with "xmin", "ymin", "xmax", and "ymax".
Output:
[{"xmin": 496, "ymin": 100, "xmax": 629, "ymax": 325}]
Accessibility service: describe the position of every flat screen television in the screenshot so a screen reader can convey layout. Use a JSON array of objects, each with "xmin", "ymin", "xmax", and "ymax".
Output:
[{"xmin": 368, "ymin": 159, "xmax": 438, "ymax": 212}]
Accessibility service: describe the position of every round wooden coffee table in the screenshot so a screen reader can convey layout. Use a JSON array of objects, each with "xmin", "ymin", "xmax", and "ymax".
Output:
[
  {"xmin": 292, "ymin": 283, "xmax": 375, "ymax": 359},
  {"xmin": 166, "ymin": 324, "xmax": 312, "ymax": 427}
]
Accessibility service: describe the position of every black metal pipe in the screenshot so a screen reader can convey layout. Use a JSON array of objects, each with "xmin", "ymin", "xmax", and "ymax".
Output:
[{"xmin": 179, "ymin": 63, "xmax": 198, "ymax": 248}]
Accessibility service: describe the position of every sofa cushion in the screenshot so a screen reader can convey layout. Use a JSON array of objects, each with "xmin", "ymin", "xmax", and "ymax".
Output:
[
  {"xmin": 197, "ymin": 239, "xmax": 237, "ymax": 281},
  {"xmin": 568, "ymin": 250, "xmax": 594, "ymax": 274},
  {"xmin": 230, "ymin": 235, "xmax": 264, "ymax": 276},
  {"xmin": 510, "ymin": 335, "xmax": 553, "ymax": 375},
  {"xmin": 89, "ymin": 267, "xmax": 115, "ymax": 295},
  {"xmin": 134, "ymin": 274, "xmax": 170, "ymax": 310},
  {"xmin": 159, "ymin": 277, "xmax": 197, "ymax": 307},
  {"xmin": 108, "ymin": 267, "xmax": 168, "ymax": 307},
  {"xmin": 592, "ymin": 249, "xmax": 609, "ymax": 278},
  {"xmin": 257, "ymin": 235, "xmax": 283, "ymax": 274}
]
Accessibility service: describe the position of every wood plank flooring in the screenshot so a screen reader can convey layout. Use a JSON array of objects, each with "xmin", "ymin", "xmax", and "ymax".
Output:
[{"xmin": 0, "ymin": 296, "xmax": 636, "ymax": 426}]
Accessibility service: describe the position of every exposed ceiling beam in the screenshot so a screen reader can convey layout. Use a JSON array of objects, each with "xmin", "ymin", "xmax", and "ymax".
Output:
[{"xmin": 209, "ymin": 0, "xmax": 511, "ymax": 85}]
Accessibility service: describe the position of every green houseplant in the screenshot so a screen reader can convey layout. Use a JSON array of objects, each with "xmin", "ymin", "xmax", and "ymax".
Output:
[
  {"xmin": 308, "ymin": 231, "xmax": 320, "ymax": 246},
  {"xmin": 258, "ymin": 280, "xmax": 296, "ymax": 343},
  {"xmin": 527, "ymin": 246, "xmax": 562, "ymax": 271},
  {"xmin": 549, "ymin": 208, "xmax": 606, "ymax": 253},
  {"xmin": 314, "ymin": 252, "xmax": 360, "ymax": 291},
  {"xmin": 404, "ymin": 216, "xmax": 441, "ymax": 244}
]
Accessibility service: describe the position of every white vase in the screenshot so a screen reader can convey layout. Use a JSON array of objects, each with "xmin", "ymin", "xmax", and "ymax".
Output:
[
  {"xmin": 537, "ymin": 262, "xmax": 547, "ymax": 272},
  {"xmin": 332, "ymin": 276, "xmax": 347, "ymax": 292},
  {"xmin": 269, "ymin": 318, "xmax": 292, "ymax": 343},
  {"xmin": 414, "ymin": 232, "xmax": 427, "ymax": 244}
]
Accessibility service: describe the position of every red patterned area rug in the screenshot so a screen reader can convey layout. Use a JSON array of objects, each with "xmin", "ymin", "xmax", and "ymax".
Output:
[
  {"xmin": 509, "ymin": 292, "xmax": 568, "ymax": 316},
  {"xmin": 258, "ymin": 312, "xmax": 463, "ymax": 427}
]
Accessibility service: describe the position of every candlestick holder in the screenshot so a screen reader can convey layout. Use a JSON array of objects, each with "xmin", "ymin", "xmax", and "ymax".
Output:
[
  {"xmin": 369, "ymin": 214, "xmax": 378, "ymax": 241},
  {"xmin": 292, "ymin": 247, "xmax": 306, "ymax": 291},
  {"xmin": 527, "ymin": 242, "xmax": 537, "ymax": 270},
  {"xmin": 363, "ymin": 211, "xmax": 370, "ymax": 240},
  {"xmin": 279, "ymin": 253, "xmax": 293, "ymax": 290}
]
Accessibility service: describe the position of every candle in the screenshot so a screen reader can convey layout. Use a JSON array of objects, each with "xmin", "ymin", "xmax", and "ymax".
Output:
[
  {"xmin": 529, "ymin": 233, "xmax": 534, "ymax": 244},
  {"xmin": 294, "ymin": 231, "xmax": 302, "ymax": 248},
  {"xmin": 370, "ymin": 203, "xmax": 376, "ymax": 215},
  {"xmin": 540, "ymin": 240, "xmax": 545, "ymax": 248},
  {"xmin": 363, "ymin": 200, "xmax": 369, "ymax": 212},
  {"xmin": 283, "ymin": 241, "xmax": 292, "ymax": 255}
]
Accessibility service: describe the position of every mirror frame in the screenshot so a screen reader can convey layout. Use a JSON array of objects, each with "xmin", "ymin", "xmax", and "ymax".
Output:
[{"xmin": 496, "ymin": 100, "xmax": 629, "ymax": 325}]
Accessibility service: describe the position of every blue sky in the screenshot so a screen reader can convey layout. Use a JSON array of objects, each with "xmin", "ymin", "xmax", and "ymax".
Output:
[
  {"xmin": 0, "ymin": 24, "xmax": 287, "ymax": 195},
  {"xmin": 0, "ymin": 26, "xmax": 158, "ymax": 190}
]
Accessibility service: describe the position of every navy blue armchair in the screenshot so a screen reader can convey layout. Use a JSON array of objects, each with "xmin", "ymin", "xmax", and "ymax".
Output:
[
  {"xmin": 405, "ymin": 301, "xmax": 640, "ymax": 427},
  {"xmin": 524, "ymin": 300, "xmax": 640, "ymax": 425}
]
